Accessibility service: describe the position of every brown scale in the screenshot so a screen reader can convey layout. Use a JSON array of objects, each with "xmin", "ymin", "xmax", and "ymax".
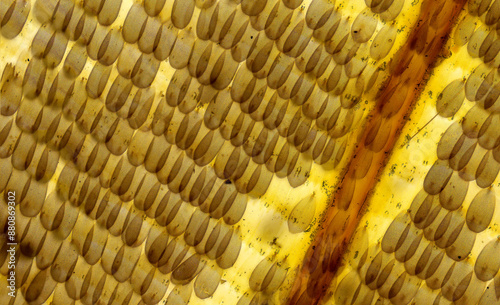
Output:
[
  {"xmin": 130, "ymin": 53, "xmax": 161, "ymax": 89},
  {"xmin": 427, "ymin": 210, "xmax": 459, "ymax": 246},
  {"xmin": 440, "ymin": 262, "xmax": 475, "ymax": 301},
  {"xmin": 459, "ymin": 143, "xmax": 486, "ymax": 181},
  {"xmin": 24, "ymin": 142, "xmax": 58, "ymax": 182},
  {"xmin": 344, "ymin": 56, "xmax": 367, "ymax": 79},
  {"xmin": 22, "ymin": 269, "xmax": 57, "ymax": 304},
  {"xmin": 170, "ymin": 29, "xmax": 196, "ymax": 68},
  {"xmin": 475, "ymin": 150, "xmax": 500, "ymax": 186},
  {"xmin": 204, "ymin": 2, "xmax": 240, "ymax": 46},
  {"xmin": 0, "ymin": 117, "xmax": 20, "ymax": 158},
  {"xmin": 486, "ymin": 0, "xmax": 500, "ymax": 25},
  {"xmin": 324, "ymin": 17, "xmax": 350, "ymax": 56},
  {"xmin": 104, "ymin": 75, "xmax": 132, "ymax": 113},
  {"xmin": 91, "ymin": 28, "xmax": 123, "ymax": 66},
  {"xmin": 311, "ymin": 13, "xmax": 341, "ymax": 47},
  {"xmin": 32, "ymin": 0, "xmax": 56, "ymax": 24},
  {"xmin": 424, "ymin": 160, "xmax": 454, "ymax": 195},
  {"xmin": 370, "ymin": 24, "xmax": 397, "ymax": 60},
  {"xmin": 465, "ymin": 64, "xmax": 494, "ymax": 102},
  {"xmin": 434, "ymin": 214, "xmax": 466, "ymax": 250},
  {"xmin": 448, "ymin": 137, "xmax": 477, "ymax": 172},
  {"xmin": 16, "ymin": 215, "xmax": 45, "ymax": 258},
  {"xmin": 213, "ymin": 143, "xmax": 245, "ymax": 178},
  {"xmin": 333, "ymin": 271, "xmax": 362, "ymax": 304},
  {"xmin": 395, "ymin": 226, "xmax": 423, "ymax": 263},
  {"xmin": 0, "ymin": 158, "xmax": 13, "ymax": 193},
  {"xmin": 277, "ymin": 19, "xmax": 312, "ymax": 58},
  {"xmin": 74, "ymin": 221, "xmax": 108, "ymax": 264},
  {"xmin": 480, "ymin": 83, "xmax": 500, "ymax": 113},
  {"xmin": 373, "ymin": 262, "xmax": 408, "ymax": 300},
  {"xmin": 166, "ymin": 71, "xmax": 201, "ymax": 114},
  {"xmin": 22, "ymin": 57, "xmax": 47, "ymax": 100},
  {"xmin": 477, "ymin": 113, "xmax": 500, "ymax": 148},
  {"xmin": 116, "ymin": 43, "xmax": 141, "ymax": 77},
  {"xmin": 0, "ymin": 66, "xmax": 22, "ymax": 116},
  {"xmin": 404, "ymin": 239, "xmax": 435, "ymax": 278},
  {"xmin": 463, "ymin": 105, "xmax": 491, "ymax": 138},
  {"xmin": 129, "ymin": 257, "xmax": 170, "ymax": 303},
  {"xmin": 174, "ymin": 111, "xmax": 203, "ymax": 150},
  {"xmin": 152, "ymin": 238, "xmax": 192, "ymax": 275},
  {"xmin": 141, "ymin": 134, "xmax": 170, "ymax": 172},
  {"xmin": 59, "ymin": 81, "xmax": 85, "ymax": 120},
  {"xmin": 437, "ymin": 122, "xmax": 463, "ymax": 161},
  {"xmin": 193, "ymin": 172, "xmax": 248, "ymax": 225},
  {"xmin": 266, "ymin": 2, "xmax": 295, "ymax": 41},
  {"xmin": 153, "ymin": 191, "xmax": 191, "ymax": 234},
  {"xmin": 366, "ymin": 0, "xmax": 394, "ymax": 15},
  {"xmin": 10, "ymin": 129, "xmax": 35, "ymax": 168},
  {"xmin": 475, "ymin": 237, "xmax": 500, "ymax": 282},
  {"xmin": 289, "ymin": 75, "xmax": 317, "ymax": 107},
  {"xmin": 85, "ymin": 62, "xmax": 110, "ymax": 99},
  {"xmin": 477, "ymin": 29, "xmax": 496, "ymax": 59},
  {"xmin": 193, "ymin": 262, "xmax": 221, "ymax": 299},
  {"xmin": 249, "ymin": 258, "xmax": 288, "ymax": 294},
  {"xmin": 114, "ymin": 163, "xmax": 146, "ymax": 201},
  {"xmin": 455, "ymin": 14, "xmax": 476, "ymax": 47},
  {"xmin": 189, "ymin": 217, "xmax": 221, "ymax": 253},
  {"xmin": 468, "ymin": 0, "xmax": 483, "ymax": 17},
  {"xmin": 31, "ymin": 24, "xmax": 68, "ymax": 68},
  {"xmin": 466, "ymin": 189, "xmax": 496, "ymax": 233},
  {"xmin": 246, "ymin": 2, "xmax": 284, "ymax": 35},
  {"xmin": 171, "ymin": 253, "xmax": 204, "ymax": 285},
  {"xmin": 0, "ymin": 0, "xmax": 30, "ymax": 39},
  {"xmin": 317, "ymin": 63, "xmax": 348, "ymax": 94},
  {"xmin": 122, "ymin": 209, "xmax": 149, "ymax": 247},
  {"xmin": 83, "ymin": 0, "xmax": 104, "ymax": 16},
  {"xmin": 483, "ymin": 38, "xmax": 500, "ymax": 65},
  {"xmin": 294, "ymin": 40, "xmax": 327, "ymax": 75},
  {"xmin": 244, "ymin": 34, "xmax": 275, "ymax": 77},
  {"xmin": 186, "ymin": 44, "xmax": 233, "ymax": 87},
  {"xmin": 436, "ymin": 79, "xmax": 466, "ymax": 118},
  {"xmin": 97, "ymin": 0, "xmax": 121, "ymax": 26},
  {"xmin": 15, "ymin": 176, "xmax": 47, "ymax": 219},
  {"xmin": 152, "ymin": 21, "xmax": 178, "ymax": 61}
]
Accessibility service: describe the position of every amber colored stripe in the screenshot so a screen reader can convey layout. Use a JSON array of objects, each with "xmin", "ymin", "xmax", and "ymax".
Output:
[{"xmin": 286, "ymin": 0, "xmax": 468, "ymax": 304}]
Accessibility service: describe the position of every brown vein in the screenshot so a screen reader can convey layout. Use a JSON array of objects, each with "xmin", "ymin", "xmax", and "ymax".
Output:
[{"xmin": 286, "ymin": 0, "xmax": 468, "ymax": 304}]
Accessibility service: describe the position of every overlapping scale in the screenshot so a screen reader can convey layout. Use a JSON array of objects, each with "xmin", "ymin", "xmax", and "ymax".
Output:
[{"xmin": 0, "ymin": 0, "xmax": 445, "ymax": 304}]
